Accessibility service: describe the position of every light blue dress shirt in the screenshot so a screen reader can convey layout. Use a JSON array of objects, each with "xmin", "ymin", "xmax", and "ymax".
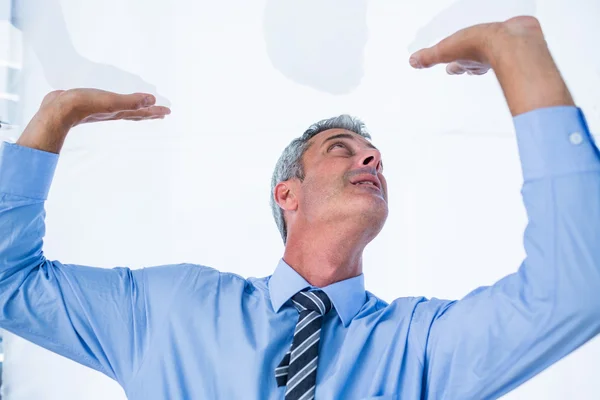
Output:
[{"xmin": 1, "ymin": 106, "xmax": 600, "ymax": 399}]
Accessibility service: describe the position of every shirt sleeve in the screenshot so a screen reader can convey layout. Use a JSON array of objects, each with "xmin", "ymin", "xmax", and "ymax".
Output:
[
  {"xmin": 418, "ymin": 106, "xmax": 600, "ymax": 399},
  {"xmin": 0, "ymin": 142, "xmax": 188, "ymax": 389}
]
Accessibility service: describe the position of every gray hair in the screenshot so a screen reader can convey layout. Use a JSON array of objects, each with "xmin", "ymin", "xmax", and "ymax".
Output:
[{"xmin": 270, "ymin": 114, "xmax": 372, "ymax": 244}]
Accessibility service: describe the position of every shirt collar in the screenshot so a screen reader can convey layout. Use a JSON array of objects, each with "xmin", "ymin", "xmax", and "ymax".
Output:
[{"xmin": 268, "ymin": 258, "xmax": 367, "ymax": 327}]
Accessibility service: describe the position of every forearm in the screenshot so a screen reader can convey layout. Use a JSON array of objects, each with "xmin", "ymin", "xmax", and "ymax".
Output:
[
  {"xmin": 0, "ymin": 142, "xmax": 57, "ymax": 272},
  {"xmin": 489, "ymin": 23, "xmax": 575, "ymax": 116}
]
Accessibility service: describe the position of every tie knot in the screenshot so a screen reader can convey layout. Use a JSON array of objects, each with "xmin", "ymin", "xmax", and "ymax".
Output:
[{"xmin": 291, "ymin": 289, "xmax": 332, "ymax": 315}]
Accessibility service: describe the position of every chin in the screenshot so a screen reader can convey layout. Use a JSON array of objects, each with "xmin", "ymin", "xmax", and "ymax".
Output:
[{"xmin": 345, "ymin": 196, "xmax": 388, "ymax": 223}]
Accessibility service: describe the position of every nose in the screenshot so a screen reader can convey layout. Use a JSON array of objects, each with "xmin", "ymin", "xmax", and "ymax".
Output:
[{"xmin": 361, "ymin": 149, "xmax": 383, "ymax": 173}]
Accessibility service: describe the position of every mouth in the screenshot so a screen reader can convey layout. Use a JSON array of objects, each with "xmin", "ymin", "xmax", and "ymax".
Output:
[
  {"xmin": 351, "ymin": 174, "xmax": 382, "ymax": 191},
  {"xmin": 352, "ymin": 181, "xmax": 381, "ymax": 193}
]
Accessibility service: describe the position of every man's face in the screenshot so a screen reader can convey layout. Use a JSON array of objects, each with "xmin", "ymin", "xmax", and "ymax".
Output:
[{"xmin": 284, "ymin": 128, "xmax": 389, "ymax": 238}]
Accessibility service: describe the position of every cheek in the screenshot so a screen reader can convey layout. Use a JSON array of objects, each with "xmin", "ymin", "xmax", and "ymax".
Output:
[
  {"xmin": 380, "ymin": 177, "xmax": 389, "ymax": 198},
  {"xmin": 301, "ymin": 178, "xmax": 328, "ymax": 203},
  {"xmin": 304, "ymin": 177, "xmax": 344, "ymax": 204}
]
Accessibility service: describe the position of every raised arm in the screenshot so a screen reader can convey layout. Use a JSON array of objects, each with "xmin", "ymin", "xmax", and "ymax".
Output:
[
  {"xmin": 0, "ymin": 90, "xmax": 172, "ymax": 387},
  {"xmin": 408, "ymin": 17, "xmax": 600, "ymax": 398}
]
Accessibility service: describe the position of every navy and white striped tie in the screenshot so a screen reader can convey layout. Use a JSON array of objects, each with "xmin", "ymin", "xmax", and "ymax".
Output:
[{"xmin": 275, "ymin": 289, "xmax": 332, "ymax": 400}]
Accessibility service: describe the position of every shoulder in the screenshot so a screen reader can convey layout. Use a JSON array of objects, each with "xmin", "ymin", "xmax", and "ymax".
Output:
[
  {"xmin": 138, "ymin": 262, "xmax": 259, "ymax": 294},
  {"xmin": 358, "ymin": 291, "xmax": 455, "ymax": 322}
]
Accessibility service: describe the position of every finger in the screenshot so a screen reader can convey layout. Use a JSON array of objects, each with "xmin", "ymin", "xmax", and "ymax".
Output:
[
  {"xmin": 109, "ymin": 105, "xmax": 171, "ymax": 121},
  {"xmin": 71, "ymin": 89, "xmax": 157, "ymax": 115},
  {"xmin": 78, "ymin": 105, "xmax": 170, "ymax": 124},
  {"xmin": 409, "ymin": 23, "xmax": 490, "ymax": 69},
  {"xmin": 446, "ymin": 62, "xmax": 466, "ymax": 75},
  {"xmin": 456, "ymin": 60, "xmax": 486, "ymax": 68},
  {"xmin": 123, "ymin": 115, "xmax": 165, "ymax": 121},
  {"xmin": 94, "ymin": 91, "xmax": 156, "ymax": 113},
  {"xmin": 468, "ymin": 68, "xmax": 489, "ymax": 75}
]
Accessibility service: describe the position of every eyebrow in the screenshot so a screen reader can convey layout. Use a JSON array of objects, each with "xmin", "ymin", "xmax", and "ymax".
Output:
[{"xmin": 321, "ymin": 133, "xmax": 379, "ymax": 151}]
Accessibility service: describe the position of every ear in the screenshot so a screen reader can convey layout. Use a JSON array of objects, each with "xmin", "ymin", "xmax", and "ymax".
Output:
[{"xmin": 274, "ymin": 181, "xmax": 298, "ymax": 212}]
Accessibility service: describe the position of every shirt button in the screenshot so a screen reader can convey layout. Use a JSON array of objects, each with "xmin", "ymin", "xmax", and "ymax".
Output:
[{"xmin": 569, "ymin": 132, "xmax": 583, "ymax": 145}]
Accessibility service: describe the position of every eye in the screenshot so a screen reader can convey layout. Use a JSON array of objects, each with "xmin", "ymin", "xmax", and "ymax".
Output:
[{"xmin": 329, "ymin": 142, "xmax": 348, "ymax": 151}]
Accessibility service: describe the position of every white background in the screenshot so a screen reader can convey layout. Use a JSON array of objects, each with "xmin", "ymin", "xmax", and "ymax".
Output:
[{"xmin": 1, "ymin": 0, "xmax": 600, "ymax": 398}]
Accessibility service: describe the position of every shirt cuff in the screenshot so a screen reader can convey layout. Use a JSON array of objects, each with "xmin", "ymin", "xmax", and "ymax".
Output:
[
  {"xmin": 513, "ymin": 106, "xmax": 600, "ymax": 181},
  {"xmin": 0, "ymin": 142, "xmax": 59, "ymax": 200}
]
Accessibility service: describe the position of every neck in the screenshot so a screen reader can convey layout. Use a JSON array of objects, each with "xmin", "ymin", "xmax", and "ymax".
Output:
[{"xmin": 282, "ymin": 223, "xmax": 370, "ymax": 287}]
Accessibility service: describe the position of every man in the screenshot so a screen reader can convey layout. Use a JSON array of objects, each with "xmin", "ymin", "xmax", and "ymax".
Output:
[{"xmin": 1, "ymin": 15, "xmax": 599, "ymax": 400}]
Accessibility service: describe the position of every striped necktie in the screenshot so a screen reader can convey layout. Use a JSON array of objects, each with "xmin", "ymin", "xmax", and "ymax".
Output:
[{"xmin": 275, "ymin": 289, "xmax": 333, "ymax": 400}]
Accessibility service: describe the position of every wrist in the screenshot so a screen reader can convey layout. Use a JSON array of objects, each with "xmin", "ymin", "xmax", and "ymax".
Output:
[
  {"xmin": 16, "ymin": 102, "xmax": 72, "ymax": 154},
  {"xmin": 484, "ymin": 19, "xmax": 575, "ymax": 116},
  {"xmin": 43, "ymin": 91, "xmax": 80, "ymax": 128},
  {"xmin": 484, "ymin": 17, "xmax": 546, "ymax": 65}
]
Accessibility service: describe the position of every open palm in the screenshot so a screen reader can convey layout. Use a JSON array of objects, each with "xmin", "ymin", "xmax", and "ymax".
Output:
[{"xmin": 41, "ymin": 89, "xmax": 171, "ymax": 127}]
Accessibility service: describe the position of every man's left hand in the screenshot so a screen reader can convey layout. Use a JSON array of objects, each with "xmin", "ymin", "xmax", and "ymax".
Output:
[
  {"xmin": 409, "ymin": 16, "xmax": 575, "ymax": 116},
  {"xmin": 408, "ymin": 16, "xmax": 545, "ymax": 76}
]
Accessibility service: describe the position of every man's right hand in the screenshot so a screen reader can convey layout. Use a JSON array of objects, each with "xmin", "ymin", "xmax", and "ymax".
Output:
[{"xmin": 16, "ymin": 89, "xmax": 171, "ymax": 154}]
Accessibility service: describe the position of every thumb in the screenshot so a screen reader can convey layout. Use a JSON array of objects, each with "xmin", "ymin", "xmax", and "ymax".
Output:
[
  {"xmin": 91, "ymin": 91, "xmax": 156, "ymax": 113},
  {"xmin": 69, "ymin": 89, "xmax": 156, "ymax": 116},
  {"xmin": 409, "ymin": 24, "xmax": 490, "ymax": 69}
]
